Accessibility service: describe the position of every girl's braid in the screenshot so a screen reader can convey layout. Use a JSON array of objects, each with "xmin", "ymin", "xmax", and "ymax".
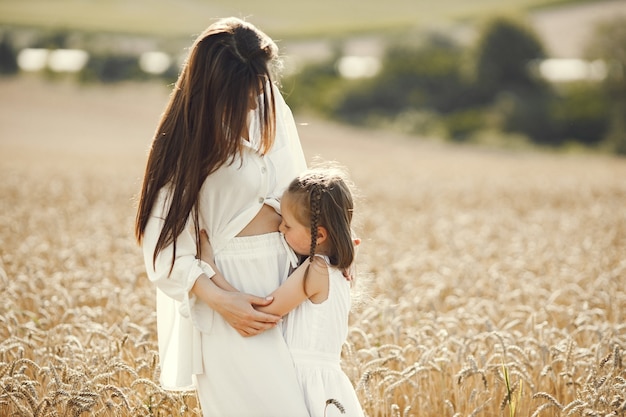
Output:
[
  {"xmin": 308, "ymin": 182, "xmax": 323, "ymax": 261},
  {"xmin": 300, "ymin": 181, "xmax": 323, "ymax": 297}
]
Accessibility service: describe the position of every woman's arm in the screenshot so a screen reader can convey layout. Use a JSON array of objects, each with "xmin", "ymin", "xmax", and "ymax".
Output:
[
  {"xmin": 196, "ymin": 229, "xmax": 282, "ymax": 336},
  {"xmin": 142, "ymin": 197, "xmax": 281, "ymax": 337},
  {"xmin": 190, "ymin": 274, "xmax": 280, "ymax": 336},
  {"xmin": 198, "ymin": 230, "xmax": 238, "ymax": 292}
]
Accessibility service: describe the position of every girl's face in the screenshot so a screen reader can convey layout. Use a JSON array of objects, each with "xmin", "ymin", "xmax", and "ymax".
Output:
[{"xmin": 279, "ymin": 194, "xmax": 311, "ymax": 256}]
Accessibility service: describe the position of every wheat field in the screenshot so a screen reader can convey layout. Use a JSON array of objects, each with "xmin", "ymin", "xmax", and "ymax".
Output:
[{"xmin": 1, "ymin": 77, "xmax": 625, "ymax": 416}]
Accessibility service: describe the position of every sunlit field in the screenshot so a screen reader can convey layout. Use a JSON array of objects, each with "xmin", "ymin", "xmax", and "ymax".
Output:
[{"xmin": 1, "ymin": 77, "xmax": 625, "ymax": 416}]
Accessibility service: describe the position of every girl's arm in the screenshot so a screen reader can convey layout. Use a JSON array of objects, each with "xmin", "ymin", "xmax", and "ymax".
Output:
[
  {"xmin": 190, "ymin": 274, "xmax": 279, "ymax": 336},
  {"xmin": 199, "ymin": 230, "xmax": 328, "ymax": 318},
  {"xmin": 255, "ymin": 257, "xmax": 329, "ymax": 317},
  {"xmin": 195, "ymin": 230, "xmax": 285, "ymax": 335}
]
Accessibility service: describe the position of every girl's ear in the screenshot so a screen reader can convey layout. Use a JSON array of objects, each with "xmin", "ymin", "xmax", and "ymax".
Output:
[{"xmin": 316, "ymin": 226, "xmax": 328, "ymax": 245}]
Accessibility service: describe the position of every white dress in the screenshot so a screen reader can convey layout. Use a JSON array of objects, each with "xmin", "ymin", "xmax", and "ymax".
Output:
[
  {"xmin": 193, "ymin": 232, "xmax": 310, "ymax": 417},
  {"xmin": 282, "ymin": 257, "xmax": 365, "ymax": 417},
  {"xmin": 142, "ymin": 85, "xmax": 310, "ymax": 416}
]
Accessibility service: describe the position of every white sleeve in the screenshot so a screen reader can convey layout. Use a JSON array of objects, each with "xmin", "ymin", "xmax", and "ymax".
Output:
[
  {"xmin": 144, "ymin": 193, "xmax": 212, "ymax": 387},
  {"xmin": 142, "ymin": 191, "xmax": 216, "ymax": 308},
  {"xmin": 265, "ymin": 85, "xmax": 307, "ymax": 212}
]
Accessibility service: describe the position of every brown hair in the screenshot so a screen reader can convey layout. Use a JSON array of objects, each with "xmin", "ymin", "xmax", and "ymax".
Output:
[
  {"xmin": 285, "ymin": 167, "xmax": 355, "ymax": 280},
  {"xmin": 135, "ymin": 17, "xmax": 279, "ymax": 271}
]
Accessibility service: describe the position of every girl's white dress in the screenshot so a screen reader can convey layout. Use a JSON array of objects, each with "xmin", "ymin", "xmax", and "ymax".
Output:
[{"xmin": 282, "ymin": 256, "xmax": 365, "ymax": 417}]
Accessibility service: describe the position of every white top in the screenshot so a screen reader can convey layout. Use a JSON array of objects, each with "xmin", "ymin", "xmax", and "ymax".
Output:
[
  {"xmin": 141, "ymin": 85, "xmax": 307, "ymax": 389},
  {"xmin": 283, "ymin": 257, "xmax": 350, "ymax": 358},
  {"xmin": 283, "ymin": 256, "xmax": 365, "ymax": 417}
]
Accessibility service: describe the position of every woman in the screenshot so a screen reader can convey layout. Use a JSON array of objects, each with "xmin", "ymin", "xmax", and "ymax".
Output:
[{"xmin": 135, "ymin": 17, "xmax": 310, "ymax": 416}]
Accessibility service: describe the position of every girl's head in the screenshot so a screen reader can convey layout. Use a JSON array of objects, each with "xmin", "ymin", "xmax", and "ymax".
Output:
[{"xmin": 280, "ymin": 167, "xmax": 355, "ymax": 270}]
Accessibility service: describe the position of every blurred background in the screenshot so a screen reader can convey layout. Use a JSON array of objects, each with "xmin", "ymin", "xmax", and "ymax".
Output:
[
  {"xmin": 3, "ymin": 4, "xmax": 626, "ymax": 417},
  {"xmin": 1, "ymin": 0, "xmax": 625, "ymax": 154}
]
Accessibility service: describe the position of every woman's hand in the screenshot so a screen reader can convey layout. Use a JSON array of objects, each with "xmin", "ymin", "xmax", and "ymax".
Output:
[
  {"xmin": 194, "ymin": 229, "xmax": 281, "ymax": 337},
  {"xmin": 191, "ymin": 274, "xmax": 281, "ymax": 337},
  {"xmin": 214, "ymin": 291, "xmax": 281, "ymax": 337}
]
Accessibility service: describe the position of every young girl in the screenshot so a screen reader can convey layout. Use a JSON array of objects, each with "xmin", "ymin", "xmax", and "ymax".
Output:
[{"xmin": 201, "ymin": 166, "xmax": 365, "ymax": 417}]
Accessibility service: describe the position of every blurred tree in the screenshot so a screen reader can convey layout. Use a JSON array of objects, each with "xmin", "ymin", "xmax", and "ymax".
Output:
[
  {"xmin": 284, "ymin": 14, "xmax": 623, "ymax": 153},
  {"xmin": 283, "ymin": 54, "xmax": 343, "ymax": 116},
  {"xmin": 0, "ymin": 32, "xmax": 18, "ymax": 75},
  {"xmin": 371, "ymin": 35, "xmax": 467, "ymax": 112},
  {"xmin": 80, "ymin": 53, "xmax": 144, "ymax": 83},
  {"xmin": 334, "ymin": 33, "xmax": 477, "ymax": 127},
  {"xmin": 493, "ymin": 89, "xmax": 556, "ymax": 144},
  {"xmin": 550, "ymin": 83, "xmax": 610, "ymax": 146},
  {"xmin": 585, "ymin": 16, "xmax": 626, "ymax": 154},
  {"xmin": 471, "ymin": 16, "xmax": 546, "ymax": 99},
  {"xmin": 33, "ymin": 29, "xmax": 71, "ymax": 49},
  {"xmin": 470, "ymin": 16, "xmax": 554, "ymax": 144}
]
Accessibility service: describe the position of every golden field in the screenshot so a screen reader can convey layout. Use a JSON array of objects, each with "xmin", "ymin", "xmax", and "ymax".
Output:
[{"xmin": 1, "ymin": 77, "xmax": 625, "ymax": 416}]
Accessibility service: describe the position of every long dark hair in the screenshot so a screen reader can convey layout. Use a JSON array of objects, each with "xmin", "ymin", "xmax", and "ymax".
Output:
[{"xmin": 135, "ymin": 17, "xmax": 279, "ymax": 271}]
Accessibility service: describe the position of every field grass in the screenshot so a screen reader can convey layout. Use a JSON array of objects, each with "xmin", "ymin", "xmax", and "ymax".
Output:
[
  {"xmin": 1, "ymin": 77, "xmax": 625, "ymax": 416},
  {"xmin": 0, "ymin": 0, "xmax": 585, "ymax": 38}
]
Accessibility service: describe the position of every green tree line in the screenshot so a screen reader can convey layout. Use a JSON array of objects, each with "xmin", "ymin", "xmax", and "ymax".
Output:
[
  {"xmin": 1, "ymin": 15, "xmax": 625, "ymax": 154},
  {"xmin": 284, "ymin": 16, "xmax": 626, "ymax": 154}
]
